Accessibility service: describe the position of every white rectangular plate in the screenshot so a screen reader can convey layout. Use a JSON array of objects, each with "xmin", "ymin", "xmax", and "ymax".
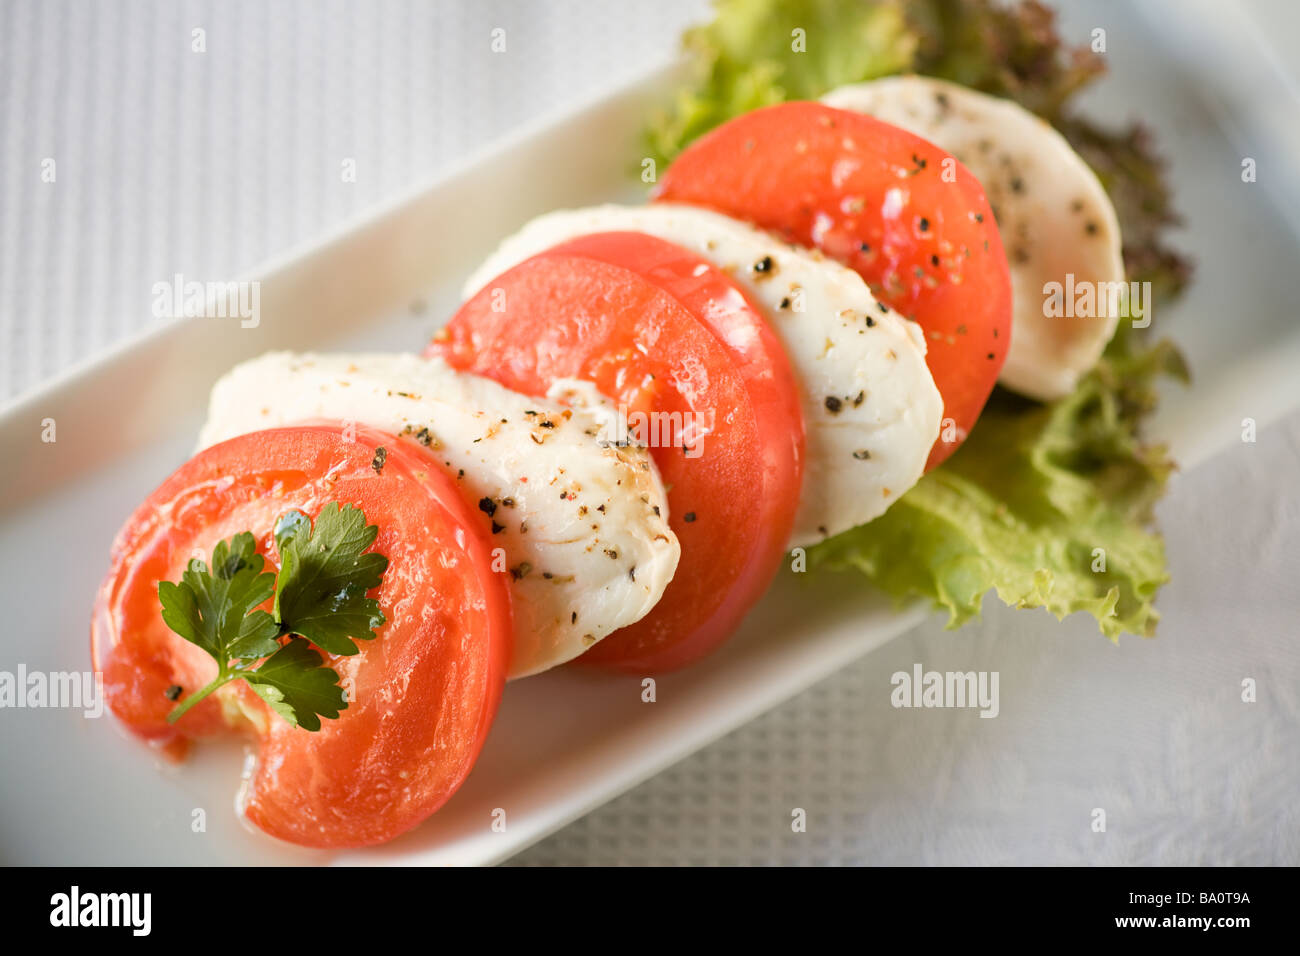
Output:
[{"xmin": 2, "ymin": 0, "xmax": 1299, "ymax": 865}]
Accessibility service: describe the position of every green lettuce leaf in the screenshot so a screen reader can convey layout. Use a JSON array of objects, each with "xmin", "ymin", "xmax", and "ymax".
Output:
[
  {"xmin": 647, "ymin": 0, "xmax": 916, "ymax": 166},
  {"xmin": 649, "ymin": 0, "xmax": 1193, "ymax": 639},
  {"xmin": 809, "ymin": 326, "xmax": 1189, "ymax": 638}
]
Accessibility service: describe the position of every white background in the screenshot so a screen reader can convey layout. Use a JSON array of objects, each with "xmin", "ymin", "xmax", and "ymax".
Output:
[{"xmin": 2, "ymin": 0, "xmax": 1297, "ymax": 865}]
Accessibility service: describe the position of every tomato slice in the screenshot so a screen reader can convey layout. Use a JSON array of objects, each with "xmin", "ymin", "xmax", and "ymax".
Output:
[
  {"xmin": 655, "ymin": 100, "xmax": 1013, "ymax": 469},
  {"xmin": 428, "ymin": 231, "xmax": 804, "ymax": 671},
  {"xmin": 91, "ymin": 424, "xmax": 511, "ymax": 848}
]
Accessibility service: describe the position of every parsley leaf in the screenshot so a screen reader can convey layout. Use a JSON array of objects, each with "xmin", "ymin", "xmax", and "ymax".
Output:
[
  {"xmin": 227, "ymin": 610, "xmax": 281, "ymax": 661},
  {"xmin": 156, "ymin": 503, "xmax": 388, "ymax": 731},
  {"xmin": 272, "ymin": 503, "xmax": 388, "ymax": 656},
  {"xmin": 245, "ymin": 638, "xmax": 348, "ymax": 732},
  {"xmin": 158, "ymin": 532, "xmax": 276, "ymax": 660}
]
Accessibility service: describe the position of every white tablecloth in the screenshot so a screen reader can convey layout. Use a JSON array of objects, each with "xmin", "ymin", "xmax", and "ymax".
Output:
[{"xmin": 4, "ymin": 0, "xmax": 1296, "ymax": 865}]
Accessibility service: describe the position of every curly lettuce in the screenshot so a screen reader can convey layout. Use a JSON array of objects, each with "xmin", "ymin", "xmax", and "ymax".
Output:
[
  {"xmin": 810, "ymin": 329, "xmax": 1189, "ymax": 638},
  {"xmin": 647, "ymin": 0, "xmax": 916, "ymax": 165},
  {"xmin": 648, "ymin": 0, "xmax": 1193, "ymax": 639}
]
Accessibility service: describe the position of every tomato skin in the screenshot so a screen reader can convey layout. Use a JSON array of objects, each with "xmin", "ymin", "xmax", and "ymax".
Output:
[
  {"xmin": 91, "ymin": 424, "xmax": 511, "ymax": 848},
  {"xmin": 428, "ymin": 232, "xmax": 804, "ymax": 672},
  {"xmin": 655, "ymin": 101, "xmax": 1013, "ymax": 469}
]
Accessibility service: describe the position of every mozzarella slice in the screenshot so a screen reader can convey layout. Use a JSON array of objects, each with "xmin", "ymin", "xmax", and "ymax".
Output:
[
  {"xmin": 823, "ymin": 76, "xmax": 1127, "ymax": 401},
  {"xmin": 464, "ymin": 203, "xmax": 942, "ymax": 548},
  {"xmin": 197, "ymin": 351, "xmax": 679, "ymax": 679}
]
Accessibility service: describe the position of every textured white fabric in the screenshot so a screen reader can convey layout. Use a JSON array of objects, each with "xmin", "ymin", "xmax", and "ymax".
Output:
[
  {"xmin": 0, "ymin": 0, "xmax": 707, "ymax": 400},
  {"xmin": 4, "ymin": 0, "xmax": 1298, "ymax": 866}
]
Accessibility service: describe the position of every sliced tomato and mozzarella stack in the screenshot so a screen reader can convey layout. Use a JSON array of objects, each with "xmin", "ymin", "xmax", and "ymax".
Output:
[
  {"xmin": 92, "ymin": 84, "xmax": 1127, "ymax": 850},
  {"xmin": 452, "ymin": 208, "xmax": 942, "ymax": 549},
  {"xmin": 198, "ymin": 352, "xmax": 680, "ymax": 679},
  {"xmin": 820, "ymin": 77, "xmax": 1127, "ymax": 400},
  {"xmin": 427, "ymin": 229, "xmax": 812, "ymax": 671},
  {"xmin": 654, "ymin": 100, "xmax": 1014, "ymax": 465}
]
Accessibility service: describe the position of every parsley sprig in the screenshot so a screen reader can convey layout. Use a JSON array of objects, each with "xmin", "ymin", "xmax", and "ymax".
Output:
[{"xmin": 158, "ymin": 502, "xmax": 389, "ymax": 731}]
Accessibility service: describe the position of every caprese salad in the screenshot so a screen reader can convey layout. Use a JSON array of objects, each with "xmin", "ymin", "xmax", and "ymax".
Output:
[{"xmin": 90, "ymin": 0, "xmax": 1190, "ymax": 849}]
